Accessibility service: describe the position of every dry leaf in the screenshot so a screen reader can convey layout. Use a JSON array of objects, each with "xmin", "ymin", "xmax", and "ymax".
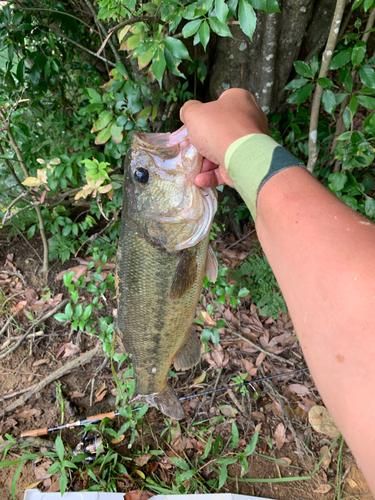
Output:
[
  {"xmin": 278, "ymin": 457, "xmax": 292, "ymax": 466},
  {"xmin": 55, "ymin": 343, "xmax": 66, "ymax": 359},
  {"xmin": 346, "ymin": 478, "xmax": 358, "ymax": 488},
  {"xmin": 242, "ymin": 359, "xmax": 257, "ymax": 376},
  {"xmin": 251, "ymin": 411, "xmax": 265, "ymax": 421},
  {"xmin": 313, "ymin": 484, "xmax": 332, "ymax": 494},
  {"xmin": 255, "ymin": 352, "xmax": 266, "ymax": 366},
  {"xmin": 289, "ymin": 384, "xmax": 310, "ymax": 396},
  {"xmin": 319, "ymin": 445, "xmax": 331, "ymax": 470},
  {"xmin": 94, "ymin": 382, "xmax": 107, "ymax": 403},
  {"xmin": 201, "ymin": 311, "xmax": 215, "ymax": 327},
  {"xmin": 70, "ymin": 391, "xmax": 84, "ymax": 398},
  {"xmin": 62, "ymin": 342, "xmax": 80, "ymax": 358},
  {"xmin": 110, "ymin": 435, "xmax": 125, "ymax": 444},
  {"xmin": 47, "ymin": 479, "xmax": 60, "ymax": 492},
  {"xmin": 13, "ymin": 408, "xmax": 37, "ymax": 419},
  {"xmin": 309, "ymin": 406, "xmax": 340, "ymax": 439},
  {"xmin": 124, "ymin": 490, "xmax": 154, "ymax": 500},
  {"xmin": 34, "ymin": 466, "xmax": 52, "ymax": 480},
  {"xmin": 23, "ymin": 480, "xmax": 42, "ymax": 490},
  {"xmin": 32, "ymin": 359, "xmax": 48, "ymax": 367},
  {"xmin": 134, "ymin": 454, "xmax": 152, "ymax": 467},
  {"xmin": 274, "ymin": 422, "xmax": 286, "ymax": 449},
  {"xmin": 219, "ymin": 405, "xmax": 237, "ymax": 417},
  {"xmin": 55, "ymin": 265, "xmax": 87, "ymax": 282},
  {"xmin": 95, "ymin": 389, "xmax": 107, "ymax": 403}
]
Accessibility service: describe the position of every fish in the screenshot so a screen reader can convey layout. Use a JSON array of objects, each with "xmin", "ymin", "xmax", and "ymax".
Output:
[{"xmin": 115, "ymin": 125, "xmax": 218, "ymax": 420}]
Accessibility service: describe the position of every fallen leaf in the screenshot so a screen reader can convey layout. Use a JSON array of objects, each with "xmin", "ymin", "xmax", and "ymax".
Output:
[
  {"xmin": 319, "ymin": 445, "xmax": 331, "ymax": 470},
  {"xmin": 242, "ymin": 359, "xmax": 257, "ymax": 376},
  {"xmin": 23, "ymin": 480, "xmax": 42, "ymax": 490},
  {"xmin": 70, "ymin": 391, "xmax": 84, "ymax": 398},
  {"xmin": 111, "ymin": 435, "xmax": 125, "ymax": 444},
  {"xmin": 95, "ymin": 389, "xmax": 107, "ymax": 403},
  {"xmin": 201, "ymin": 311, "xmax": 216, "ymax": 327},
  {"xmin": 62, "ymin": 341, "xmax": 80, "ymax": 358},
  {"xmin": 288, "ymin": 384, "xmax": 310, "ymax": 396},
  {"xmin": 251, "ymin": 411, "xmax": 265, "ymax": 421},
  {"xmin": 219, "ymin": 405, "xmax": 237, "ymax": 417},
  {"xmin": 134, "ymin": 454, "xmax": 152, "ymax": 467},
  {"xmin": 346, "ymin": 478, "xmax": 358, "ymax": 488},
  {"xmin": 13, "ymin": 408, "xmax": 37, "ymax": 419},
  {"xmin": 94, "ymin": 381, "xmax": 107, "ymax": 403},
  {"xmin": 55, "ymin": 265, "xmax": 87, "ymax": 282},
  {"xmin": 313, "ymin": 484, "xmax": 332, "ymax": 494},
  {"xmin": 255, "ymin": 352, "xmax": 266, "ymax": 366},
  {"xmin": 55, "ymin": 343, "xmax": 66, "ymax": 359},
  {"xmin": 47, "ymin": 479, "xmax": 60, "ymax": 492},
  {"xmin": 32, "ymin": 359, "xmax": 49, "ymax": 367},
  {"xmin": 278, "ymin": 457, "xmax": 292, "ymax": 466},
  {"xmin": 193, "ymin": 371, "xmax": 206, "ymax": 385},
  {"xmin": 34, "ymin": 465, "xmax": 52, "ymax": 480},
  {"xmin": 274, "ymin": 422, "xmax": 286, "ymax": 449},
  {"xmin": 124, "ymin": 490, "xmax": 154, "ymax": 500},
  {"xmin": 309, "ymin": 406, "xmax": 340, "ymax": 439}
]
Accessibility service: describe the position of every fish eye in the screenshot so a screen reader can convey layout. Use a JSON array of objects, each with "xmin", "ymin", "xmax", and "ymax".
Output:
[{"xmin": 134, "ymin": 168, "xmax": 149, "ymax": 184}]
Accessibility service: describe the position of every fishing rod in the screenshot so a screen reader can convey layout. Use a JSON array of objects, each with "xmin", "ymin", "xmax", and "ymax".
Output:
[{"xmin": 21, "ymin": 366, "xmax": 309, "ymax": 437}]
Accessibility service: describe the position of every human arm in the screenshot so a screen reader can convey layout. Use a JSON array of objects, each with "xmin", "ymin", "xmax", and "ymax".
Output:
[{"xmin": 181, "ymin": 89, "xmax": 375, "ymax": 492}]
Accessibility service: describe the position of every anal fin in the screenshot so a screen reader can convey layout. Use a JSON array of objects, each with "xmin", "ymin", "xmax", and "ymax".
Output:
[
  {"xmin": 173, "ymin": 327, "xmax": 201, "ymax": 371},
  {"xmin": 132, "ymin": 385, "xmax": 184, "ymax": 420}
]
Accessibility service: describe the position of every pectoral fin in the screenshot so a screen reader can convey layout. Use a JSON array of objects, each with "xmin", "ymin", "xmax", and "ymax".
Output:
[
  {"xmin": 169, "ymin": 248, "xmax": 197, "ymax": 301},
  {"xmin": 174, "ymin": 327, "xmax": 201, "ymax": 371},
  {"xmin": 205, "ymin": 245, "xmax": 218, "ymax": 283}
]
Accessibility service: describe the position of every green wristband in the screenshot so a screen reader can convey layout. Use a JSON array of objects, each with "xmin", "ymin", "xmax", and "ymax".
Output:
[{"xmin": 224, "ymin": 134, "xmax": 306, "ymax": 220}]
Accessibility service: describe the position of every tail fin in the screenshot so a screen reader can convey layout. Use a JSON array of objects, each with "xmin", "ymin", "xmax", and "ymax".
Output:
[{"xmin": 131, "ymin": 385, "xmax": 184, "ymax": 420}]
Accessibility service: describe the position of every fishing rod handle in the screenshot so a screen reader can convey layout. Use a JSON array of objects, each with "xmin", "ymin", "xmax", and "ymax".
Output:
[
  {"xmin": 21, "ymin": 427, "xmax": 48, "ymax": 437},
  {"xmin": 87, "ymin": 411, "xmax": 116, "ymax": 421}
]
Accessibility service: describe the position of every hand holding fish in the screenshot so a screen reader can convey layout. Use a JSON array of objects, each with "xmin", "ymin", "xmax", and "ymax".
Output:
[{"xmin": 180, "ymin": 88, "xmax": 270, "ymax": 189}]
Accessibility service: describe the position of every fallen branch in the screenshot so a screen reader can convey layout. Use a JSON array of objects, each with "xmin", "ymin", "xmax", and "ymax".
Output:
[
  {"xmin": 0, "ymin": 299, "xmax": 69, "ymax": 360},
  {"xmin": 228, "ymin": 328, "xmax": 295, "ymax": 367},
  {"xmin": 0, "ymin": 437, "xmax": 56, "ymax": 453},
  {"xmin": 3, "ymin": 343, "xmax": 102, "ymax": 414},
  {"xmin": 307, "ymin": 0, "xmax": 347, "ymax": 173}
]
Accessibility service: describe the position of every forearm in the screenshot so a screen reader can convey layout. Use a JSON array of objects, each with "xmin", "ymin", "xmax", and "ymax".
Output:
[{"xmin": 256, "ymin": 167, "xmax": 375, "ymax": 489}]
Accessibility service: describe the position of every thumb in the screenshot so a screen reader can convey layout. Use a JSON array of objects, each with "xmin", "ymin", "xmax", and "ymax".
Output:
[{"xmin": 180, "ymin": 100, "xmax": 203, "ymax": 124}]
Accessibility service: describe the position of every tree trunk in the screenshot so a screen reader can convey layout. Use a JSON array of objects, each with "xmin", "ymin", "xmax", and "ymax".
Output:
[{"xmin": 207, "ymin": 0, "xmax": 337, "ymax": 113}]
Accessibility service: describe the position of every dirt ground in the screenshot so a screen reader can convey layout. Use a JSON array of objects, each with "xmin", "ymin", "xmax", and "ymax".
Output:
[{"xmin": 0, "ymin": 231, "xmax": 373, "ymax": 500}]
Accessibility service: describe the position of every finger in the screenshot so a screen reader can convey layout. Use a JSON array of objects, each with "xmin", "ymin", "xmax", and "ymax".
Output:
[
  {"xmin": 201, "ymin": 158, "xmax": 219, "ymax": 172},
  {"xmin": 194, "ymin": 169, "xmax": 226, "ymax": 188},
  {"xmin": 180, "ymin": 100, "xmax": 202, "ymax": 124}
]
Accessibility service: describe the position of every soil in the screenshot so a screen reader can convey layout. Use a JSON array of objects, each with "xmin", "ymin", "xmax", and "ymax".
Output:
[{"xmin": 0, "ymin": 232, "xmax": 373, "ymax": 500}]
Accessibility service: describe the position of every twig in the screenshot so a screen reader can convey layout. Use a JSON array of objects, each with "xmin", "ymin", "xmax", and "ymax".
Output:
[
  {"xmin": 58, "ymin": 33, "xmax": 115, "ymax": 67},
  {"xmin": 228, "ymin": 328, "xmax": 295, "ymax": 366},
  {"xmin": 89, "ymin": 355, "xmax": 109, "ymax": 406},
  {"xmin": 0, "ymin": 386, "xmax": 31, "ymax": 403},
  {"xmin": 226, "ymin": 229, "xmax": 256, "ymax": 250},
  {"xmin": 307, "ymin": 0, "xmax": 347, "ymax": 173},
  {"xmin": 0, "ymin": 142, "xmax": 26, "ymax": 191},
  {"xmin": 0, "ymin": 299, "xmax": 69, "ymax": 360},
  {"xmin": 210, "ymin": 366, "xmax": 223, "ymax": 408},
  {"xmin": 74, "ymin": 217, "xmax": 116, "ymax": 256},
  {"xmin": 3, "ymin": 343, "xmax": 102, "ymax": 414},
  {"xmin": 10, "ymin": 221, "xmax": 43, "ymax": 264},
  {"xmin": 330, "ymin": 8, "xmax": 375, "ymax": 172},
  {"xmin": 0, "ymin": 270, "xmax": 26, "ymax": 287},
  {"xmin": 0, "ymin": 110, "xmax": 49, "ymax": 273},
  {"xmin": 2, "ymin": 192, "xmax": 29, "ymax": 225},
  {"xmin": 0, "ymin": 437, "xmax": 56, "ymax": 453},
  {"xmin": 0, "ymin": 316, "xmax": 14, "ymax": 336}
]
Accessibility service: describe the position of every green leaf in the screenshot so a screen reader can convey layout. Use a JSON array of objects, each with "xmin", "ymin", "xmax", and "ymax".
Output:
[
  {"xmin": 16, "ymin": 58, "xmax": 25, "ymax": 83},
  {"xmin": 357, "ymin": 95, "xmax": 375, "ymax": 109},
  {"xmin": 218, "ymin": 464, "xmax": 227, "ymax": 489},
  {"xmin": 359, "ymin": 65, "xmax": 375, "ymax": 89},
  {"xmin": 152, "ymin": 47, "xmax": 167, "ymax": 86},
  {"xmin": 238, "ymin": 0, "xmax": 256, "ymax": 40},
  {"xmin": 208, "ymin": 17, "xmax": 233, "ymax": 37},
  {"xmin": 330, "ymin": 49, "xmax": 352, "ymax": 70},
  {"xmin": 182, "ymin": 19, "xmax": 203, "ymax": 37},
  {"xmin": 293, "ymin": 60, "xmax": 312, "ymax": 78},
  {"xmin": 54, "ymin": 313, "xmax": 68, "ymax": 322},
  {"xmin": 349, "ymin": 95, "xmax": 358, "ymax": 115},
  {"xmin": 111, "ymin": 123, "xmax": 123, "ymax": 143},
  {"xmin": 364, "ymin": 0, "xmax": 374, "ymax": 10},
  {"xmin": 244, "ymin": 427, "xmax": 259, "ymax": 456},
  {"xmin": 179, "ymin": 469, "xmax": 196, "ymax": 482},
  {"xmin": 59, "ymin": 472, "xmax": 68, "ymax": 496},
  {"xmin": 286, "ymin": 83, "xmax": 314, "ymax": 106},
  {"xmin": 322, "ymin": 89, "xmax": 337, "ymax": 116},
  {"xmin": 163, "ymin": 37, "xmax": 191, "ymax": 60},
  {"xmin": 328, "ymin": 172, "xmax": 347, "ymax": 192},
  {"xmin": 215, "ymin": 0, "xmax": 229, "ymax": 24},
  {"xmin": 231, "ymin": 420, "xmax": 239, "ymax": 450},
  {"xmin": 197, "ymin": 20, "xmax": 210, "ymax": 50},
  {"xmin": 55, "ymin": 435, "xmax": 65, "ymax": 462},
  {"xmin": 351, "ymin": 0, "xmax": 363, "ymax": 10},
  {"xmin": 238, "ymin": 287, "xmax": 250, "ymax": 297},
  {"xmin": 93, "ymin": 110, "xmax": 112, "ymax": 132},
  {"xmin": 201, "ymin": 435, "xmax": 212, "ymax": 461},
  {"xmin": 171, "ymin": 457, "xmax": 190, "ymax": 470},
  {"xmin": 343, "ymin": 107, "xmax": 351, "ymax": 130},
  {"xmin": 317, "ymin": 77, "xmax": 337, "ymax": 89},
  {"xmin": 82, "ymin": 304, "xmax": 93, "ymax": 321},
  {"xmin": 115, "ymin": 60, "xmax": 128, "ymax": 77},
  {"xmin": 87, "ymin": 88, "xmax": 102, "ymax": 103},
  {"xmin": 95, "ymin": 123, "xmax": 113, "ymax": 145},
  {"xmin": 11, "ymin": 463, "xmax": 22, "ymax": 500},
  {"xmin": 365, "ymin": 196, "xmax": 375, "ymax": 217},
  {"xmin": 351, "ymin": 41, "xmax": 366, "ymax": 66},
  {"xmin": 65, "ymin": 302, "xmax": 73, "ymax": 319},
  {"xmin": 27, "ymin": 224, "xmax": 36, "ymax": 239},
  {"xmin": 284, "ymin": 77, "xmax": 308, "ymax": 90}
]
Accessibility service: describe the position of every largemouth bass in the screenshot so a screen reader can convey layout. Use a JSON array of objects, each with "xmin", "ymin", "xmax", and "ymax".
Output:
[{"xmin": 115, "ymin": 126, "xmax": 218, "ymax": 420}]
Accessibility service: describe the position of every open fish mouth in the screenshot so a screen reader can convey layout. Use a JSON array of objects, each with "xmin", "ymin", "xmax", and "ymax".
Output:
[{"xmin": 133, "ymin": 125, "xmax": 188, "ymax": 150}]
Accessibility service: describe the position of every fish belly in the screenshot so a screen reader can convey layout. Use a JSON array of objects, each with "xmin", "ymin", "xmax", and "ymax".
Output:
[{"xmin": 115, "ymin": 216, "xmax": 208, "ymax": 417}]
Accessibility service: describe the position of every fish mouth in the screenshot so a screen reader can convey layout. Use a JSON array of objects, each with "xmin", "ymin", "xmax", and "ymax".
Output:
[{"xmin": 133, "ymin": 125, "xmax": 188, "ymax": 150}]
